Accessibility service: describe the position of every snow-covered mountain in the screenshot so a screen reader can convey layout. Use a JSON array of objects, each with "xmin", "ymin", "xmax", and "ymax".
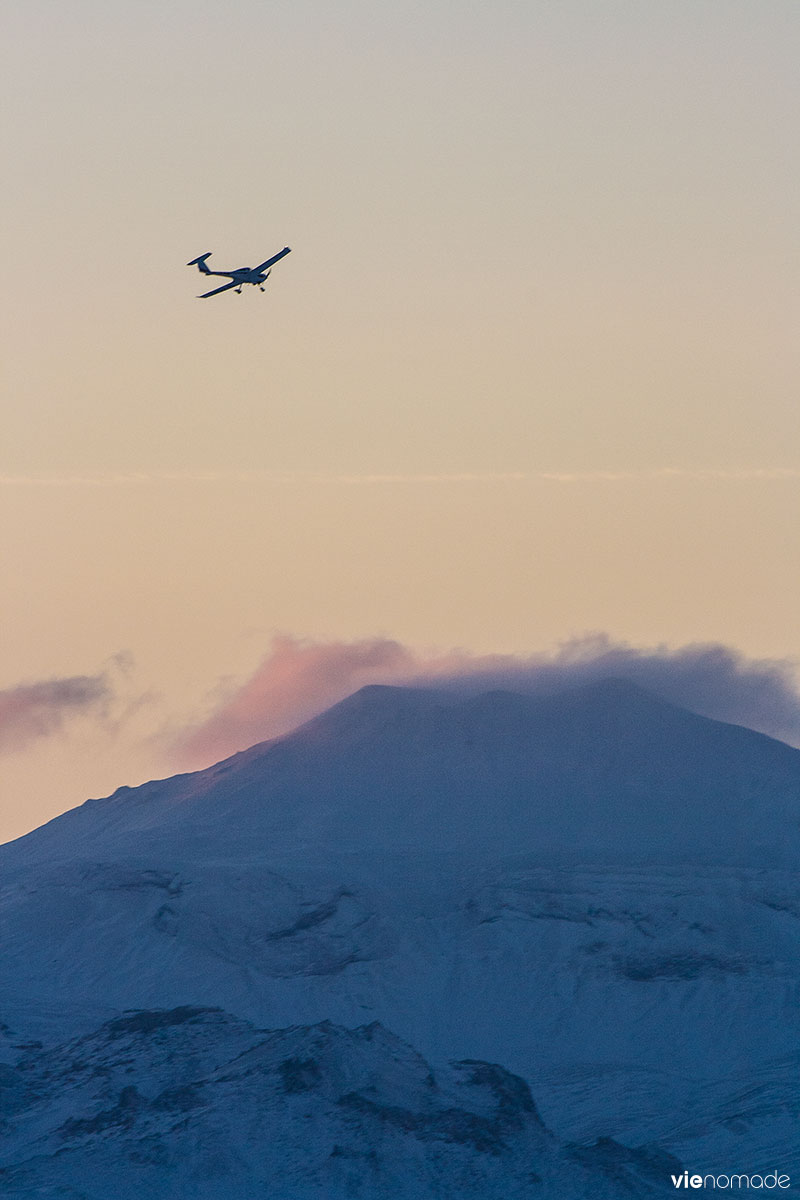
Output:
[
  {"xmin": 2, "ymin": 680, "xmax": 799, "ymax": 1196},
  {"xmin": 0, "ymin": 1006, "xmax": 683, "ymax": 1199},
  {"xmin": 9, "ymin": 679, "xmax": 800, "ymax": 865}
]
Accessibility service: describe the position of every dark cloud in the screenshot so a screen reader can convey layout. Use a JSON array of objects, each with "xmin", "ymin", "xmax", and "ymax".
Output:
[
  {"xmin": 420, "ymin": 635, "xmax": 800, "ymax": 746},
  {"xmin": 0, "ymin": 673, "xmax": 114, "ymax": 753},
  {"xmin": 174, "ymin": 634, "xmax": 800, "ymax": 768}
]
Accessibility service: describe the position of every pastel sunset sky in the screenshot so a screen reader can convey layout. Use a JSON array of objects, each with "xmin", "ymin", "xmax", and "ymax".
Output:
[{"xmin": 2, "ymin": 0, "xmax": 799, "ymax": 842}]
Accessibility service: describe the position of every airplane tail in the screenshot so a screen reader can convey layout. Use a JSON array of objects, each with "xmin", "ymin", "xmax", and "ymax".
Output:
[{"xmin": 187, "ymin": 253, "xmax": 212, "ymax": 274}]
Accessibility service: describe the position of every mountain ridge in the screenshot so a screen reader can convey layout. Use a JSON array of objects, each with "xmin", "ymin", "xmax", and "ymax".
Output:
[
  {"xmin": 5, "ymin": 678, "xmax": 799, "ymax": 866},
  {"xmin": 0, "ymin": 1004, "xmax": 683, "ymax": 1199}
]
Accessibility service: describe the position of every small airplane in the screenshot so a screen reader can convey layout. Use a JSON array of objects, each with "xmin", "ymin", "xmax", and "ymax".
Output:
[{"xmin": 187, "ymin": 246, "xmax": 291, "ymax": 298}]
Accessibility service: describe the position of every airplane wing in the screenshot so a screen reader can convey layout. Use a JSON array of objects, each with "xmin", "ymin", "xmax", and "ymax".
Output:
[
  {"xmin": 198, "ymin": 280, "xmax": 240, "ymax": 299},
  {"xmin": 253, "ymin": 246, "xmax": 291, "ymax": 274}
]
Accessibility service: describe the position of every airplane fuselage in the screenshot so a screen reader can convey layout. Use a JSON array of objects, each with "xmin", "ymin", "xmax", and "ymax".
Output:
[{"xmin": 210, "ymin": 268, "xmax": 268, "ymax": 284}]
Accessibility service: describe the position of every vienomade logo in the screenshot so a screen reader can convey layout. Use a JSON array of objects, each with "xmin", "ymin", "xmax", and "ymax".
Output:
[{"xmin": 671, "ymin": 1172, "xmax": 791, "ymax": 1190}]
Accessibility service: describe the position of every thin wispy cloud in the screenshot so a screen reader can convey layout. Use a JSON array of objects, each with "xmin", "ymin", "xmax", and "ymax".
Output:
[
  {"xmin": 3, "ymin": 467, "xmax": 799, "ymax": 488},
  {"xmin": 173, "ymin": 634, "xmax": 800, "ymax": 769}
]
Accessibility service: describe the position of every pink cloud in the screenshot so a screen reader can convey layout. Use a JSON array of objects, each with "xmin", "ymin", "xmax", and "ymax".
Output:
[
  {"xmin": 175, "ymin": 636, "xmax": 421, "ymax": 766},
  {"xmin": 173, "ymin": 633, "xmax": 800, "ymax": 769}
]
